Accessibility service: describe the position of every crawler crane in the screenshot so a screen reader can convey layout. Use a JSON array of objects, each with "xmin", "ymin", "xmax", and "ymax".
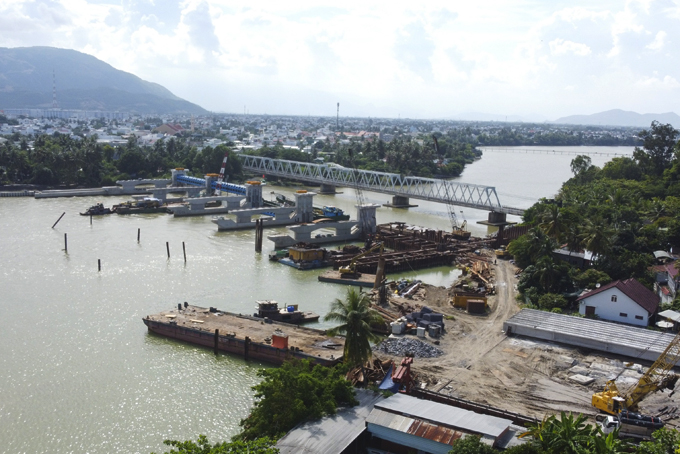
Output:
[{"xmin": 592, "ymin": 330, "xmax": 680, "ymax": 415}]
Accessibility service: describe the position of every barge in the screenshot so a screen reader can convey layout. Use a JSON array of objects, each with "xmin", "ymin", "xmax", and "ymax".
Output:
[{"xmin": 143, "ymin": 304, "xmax": 343, "ymax": 366}]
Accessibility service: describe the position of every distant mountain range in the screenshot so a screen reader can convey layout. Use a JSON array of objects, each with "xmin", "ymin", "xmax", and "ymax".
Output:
[
  {"xmin": 553, "ymin": 109, "xmax": 680, "ymax": 128},
  {"xmin": 0, "ymin": 46, "xmax": 207, "ymax": 115}
]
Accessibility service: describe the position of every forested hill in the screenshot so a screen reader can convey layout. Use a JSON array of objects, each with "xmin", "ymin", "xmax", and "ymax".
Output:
[{"xmin": 0, "ymin": 47, "xmax": 207, "ymax": 115}]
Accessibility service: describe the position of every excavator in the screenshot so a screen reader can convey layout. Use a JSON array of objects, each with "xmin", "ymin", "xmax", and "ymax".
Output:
[
  {"xmin": 339, "ymin": 242, "xmax": 384, "ymax": 278},
  {"xmin": 592, "ymin": 330, "xmax": 680, "ymax": 415}
]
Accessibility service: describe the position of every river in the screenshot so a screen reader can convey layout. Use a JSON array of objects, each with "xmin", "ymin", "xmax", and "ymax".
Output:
[{"xmin": 0, "ymin": 145, "xmax": 633, "ymax": 454}]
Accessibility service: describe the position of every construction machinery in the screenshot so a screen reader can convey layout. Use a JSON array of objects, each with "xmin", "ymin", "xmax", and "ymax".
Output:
[
  {"xmin": 339, "ymin": 242, "xmax": 384, "ymax": 278},
  {"xmin": 433, "ymin": 136, "xmax": 469, "ymax": 240},
  {"xmin": 592, "ymin": 330, "xmax": 680, "ymax": 415},
  {"xmin": 452, "ymin": 210, "xmax": 471, "ymax": 240}
]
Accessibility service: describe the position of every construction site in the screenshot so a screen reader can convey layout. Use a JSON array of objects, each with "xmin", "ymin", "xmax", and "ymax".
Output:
[{"xmin": 309, "ymin": 222, "xmax": 680, "ymax": 432}]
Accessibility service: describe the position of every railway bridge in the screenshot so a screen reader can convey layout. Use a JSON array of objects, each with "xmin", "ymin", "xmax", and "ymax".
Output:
[{"xmin": 239, "ymin": 155, "xmax": 525, "ymax": 224}]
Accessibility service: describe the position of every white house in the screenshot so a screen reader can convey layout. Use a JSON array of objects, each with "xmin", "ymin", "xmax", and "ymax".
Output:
[{"xmin": 577, "ymin": 278, "xmax": 659, "ymax": 327}]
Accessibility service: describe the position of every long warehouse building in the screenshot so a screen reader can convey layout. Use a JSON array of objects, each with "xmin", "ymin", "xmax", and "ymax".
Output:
[{"xmin": 503, "ymin": 309, "xmax": 676, "ymax": 362}]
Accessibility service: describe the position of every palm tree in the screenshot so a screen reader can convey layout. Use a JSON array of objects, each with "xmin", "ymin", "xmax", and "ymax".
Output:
[{"xmin": 324, "ymin": 287, "xmax": 383, "ymax": 368}]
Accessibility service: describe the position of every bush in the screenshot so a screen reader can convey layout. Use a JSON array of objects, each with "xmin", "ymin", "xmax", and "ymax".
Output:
[{"xmin": 538, "ymin": 293, "xmax": 568, "ymax": 311}]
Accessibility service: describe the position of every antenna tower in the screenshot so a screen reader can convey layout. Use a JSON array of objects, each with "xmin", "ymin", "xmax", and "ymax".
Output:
[{"xmin": 52, "ymin": 69, "xmax": 58, "ymax": 109}]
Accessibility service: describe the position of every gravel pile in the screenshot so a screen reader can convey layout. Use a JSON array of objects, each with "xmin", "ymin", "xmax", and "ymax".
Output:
[{"xmin": 374, "ymin": 337, "xmax": 443, "ymax": 358}]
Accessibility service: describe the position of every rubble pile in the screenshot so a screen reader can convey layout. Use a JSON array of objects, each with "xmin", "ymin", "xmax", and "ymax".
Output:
[{"xmin": 375, "ymin": 337, "xmax": 444, "ymax": 358}]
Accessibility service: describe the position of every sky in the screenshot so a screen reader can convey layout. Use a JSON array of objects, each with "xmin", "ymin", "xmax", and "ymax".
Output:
[{"xmin": 1, "ymin": 0, "xmax": 679, "ymax": 120}]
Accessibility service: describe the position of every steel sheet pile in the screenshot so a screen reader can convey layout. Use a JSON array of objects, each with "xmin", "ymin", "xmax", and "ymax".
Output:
[{"xmin": 374, "ymin": 337, "xmax": 443, "ymax": 358}]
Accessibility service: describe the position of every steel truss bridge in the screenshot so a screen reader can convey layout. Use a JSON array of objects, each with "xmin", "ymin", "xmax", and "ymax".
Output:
[{"xmin": 239, "ymin": 155, "xmax": 525, "ymax": 216}]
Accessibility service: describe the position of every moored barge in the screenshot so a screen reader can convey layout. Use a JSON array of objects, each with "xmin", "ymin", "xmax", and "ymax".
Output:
[{"xmin": 143, "ymin": 304, "xmax": 343, "ymax": 366}]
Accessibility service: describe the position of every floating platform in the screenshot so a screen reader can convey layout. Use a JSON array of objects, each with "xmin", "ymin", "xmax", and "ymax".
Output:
[
  {"xmin": 143, "ymin": 304, "xmax": 344, "ymax": 366},
  {"xmin": 318, "ymin": 270, "xmax": 378, "ymax": 288},
  {"xmin": 503, "ymin": 309, "xmax": 677, "ymax": 362}
]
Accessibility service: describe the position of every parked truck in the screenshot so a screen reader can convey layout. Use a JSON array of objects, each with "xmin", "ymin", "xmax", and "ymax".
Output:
[{"xmin": 596, "ymin": 411, "xmax": 664, "ymax": 441}]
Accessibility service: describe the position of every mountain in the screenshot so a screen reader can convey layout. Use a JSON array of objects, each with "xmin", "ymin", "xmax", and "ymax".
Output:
[
  {"xmin": 0, "ymin": 46, "xmax": 207, "ymax": 115},
  {"xmin": 553, "ymin": 109, "xmax": 680, "ymax": 128}
]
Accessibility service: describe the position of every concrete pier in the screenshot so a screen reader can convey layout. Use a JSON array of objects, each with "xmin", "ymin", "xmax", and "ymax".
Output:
[
  {"xmin": 268, "ymin": 220, "xmax": 360, "ymax": 249},
  {"xmin": 383, "ymin": 195, "xmax": 418, "ymax": 208},
  {"xmin": 319, "ymin": 183, "xmax": 337, "ymax": 194}
]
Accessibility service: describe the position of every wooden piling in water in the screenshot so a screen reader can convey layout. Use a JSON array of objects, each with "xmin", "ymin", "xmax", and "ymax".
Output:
[
  {"xmin": 137, "ymin": 228, "xmax": 140, "ymax": 242},
  {"xmin": 214, "ymin": 329, "xmax": 219, "ymax": 355},
  {"xmin": 52, "ymin": 212, "xmax": 66, "ymax": 229},
  {"xmin": 166, "ymin": 242, "xmax": 170, "ymax": 258},
  {"xmin": 98, "ymin": 259, "xmax": 101, "ymax": 272},
  {"xmin": 255, "ymin": 219, "xmax": 263, "ymax": 252},
  {"xmin": 244, "ymin": 336, "xmax": 250, "ymax": 361},
  {"xmin": 90, "ymin": 215, "xmax": 92, "ymax": 225},
  {"xmin": 64, "ymin": 233, "xmax": 68, "ymax": 253},
  {"xmin": 182, "ymin": 242, "xmax": 186, "ymax": 262}
]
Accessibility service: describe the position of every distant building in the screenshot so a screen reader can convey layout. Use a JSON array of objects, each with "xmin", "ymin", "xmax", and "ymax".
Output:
[
  {"xmin": 153, "ymin": 123, "xmax": 184, "ymax": 136},
  {"xmin": 577, "ymin": 278, "xmax": 659, "ymax": 327}
]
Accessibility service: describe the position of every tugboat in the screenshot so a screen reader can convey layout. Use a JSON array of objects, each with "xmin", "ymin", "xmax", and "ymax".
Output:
[
  {"xmin": 114, "ymin": 198, "xmax": 169, "ymax": 215},
  {"xmin": 253, "ymin": 300, "xmax": 320, "ymax": 324},
  {"xmin": 80, "ymin": 203, "xmax": 114, "ymax": 216}
]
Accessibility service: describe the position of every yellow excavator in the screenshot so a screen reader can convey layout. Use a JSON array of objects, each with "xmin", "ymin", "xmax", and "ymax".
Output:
[
  {"xmin": 339, "ymin": 242, "xmax": 384, "ymax": 278},
  {"xmin": 592, "ymin": 330, "xmax": 680, "ymax": 415}
]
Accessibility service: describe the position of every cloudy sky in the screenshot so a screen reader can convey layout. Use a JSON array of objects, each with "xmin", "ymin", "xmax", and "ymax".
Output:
[{"xmin": 1, "ymin": 0, "xmax": 678, "ymax": 120}]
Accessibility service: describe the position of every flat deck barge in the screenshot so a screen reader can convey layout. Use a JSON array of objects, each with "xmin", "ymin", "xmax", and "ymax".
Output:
[{"xmin": 143, "ymin": 304, "xmax": 344, "ymax": 366}]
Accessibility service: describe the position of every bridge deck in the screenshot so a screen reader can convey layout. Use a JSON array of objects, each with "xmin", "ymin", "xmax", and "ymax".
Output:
[{"xmin": 239, "ymin": 155, "xmax": 524, "ymax": 215}]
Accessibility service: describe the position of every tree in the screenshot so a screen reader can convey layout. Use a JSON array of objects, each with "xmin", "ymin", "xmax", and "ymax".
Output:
[
  {"xmin": 633, "ymin": 121, "xmax": 680, "ymax": 176},
  {"xmin": 236, "ymin": 360, "xmax": 356, "ymax": 441},
  {"xmin": 521, "ymin": 412, "xmax": 595, "ymax": 454},
  {"xmin": 635, "ymin": 427, "xmax": 680, "ymax": 454},
  {"xmin": 324, "ymin": 287, "xmax": 384, "ymax": 368},
  {"xmin": 151, "ymin": 435, "xmax": 278, "ymax": 454},
  {"xmin": 447, "ymin": 435, "xmax": 497, "ymax": 454}
]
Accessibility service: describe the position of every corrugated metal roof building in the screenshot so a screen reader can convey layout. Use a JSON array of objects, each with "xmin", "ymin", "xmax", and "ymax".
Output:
[
  {"xmin": 365, "ymin": 394, "xmax": 515, "ymax": 454},
  {"xmin": 504, "ymin": 309, "xmax": 677, "ymax": 361},
  {"xmin": 276, "ymin": 389, "xmax": 385, "ymax": 454}
]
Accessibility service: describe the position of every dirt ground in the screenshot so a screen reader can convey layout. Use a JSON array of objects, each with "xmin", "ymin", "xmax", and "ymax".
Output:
[{"xmin": 376, "ymin": 253, "xmax": 680, "ymax": 427}]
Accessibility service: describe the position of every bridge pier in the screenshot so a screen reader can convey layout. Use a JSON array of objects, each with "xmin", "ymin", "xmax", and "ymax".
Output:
[
  {"xmin": 357, "ymin": 204, "xmax": 379, "ymax": 235},
  {"xmin": 319, "ymin": 183, "xmax": 337, "ymax": 194},
  {"xmin": 382, "ymin": 195, "xmax": 418, "ymax": 208},
  {"xmin": 294, "ymin": 191, "xmax": 315, "ymax": 223},
  {"xmin": 245, "ymin": 182, "xmax": 263, "ymax": 208},
  {"xmin": 479, "ymin": 211, "xmax": 507, "ymax": 226}
]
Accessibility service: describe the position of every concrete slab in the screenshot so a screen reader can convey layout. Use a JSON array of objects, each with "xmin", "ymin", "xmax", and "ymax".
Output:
[{"xmin": 569, "ymin": 374, "xmax": 595, "ymax": 386}]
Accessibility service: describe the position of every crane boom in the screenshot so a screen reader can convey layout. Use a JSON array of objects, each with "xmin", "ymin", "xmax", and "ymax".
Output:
[
  {"xmin": 215, "ymin": 150, "xmax": 229, "ymax": 195},
  {"xmin": 592, "ymin": 330, "xmax": 680, "ymax": 415}
]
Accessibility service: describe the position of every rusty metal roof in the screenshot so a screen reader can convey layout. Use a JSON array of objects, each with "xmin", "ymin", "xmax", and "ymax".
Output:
[
  {"xmin": 372, "ymin": 393, "xmax": 512, "ymax": 439},
  {"xmin": 367, "ymin": 408, "xmax": 464, "ymax": 446}
]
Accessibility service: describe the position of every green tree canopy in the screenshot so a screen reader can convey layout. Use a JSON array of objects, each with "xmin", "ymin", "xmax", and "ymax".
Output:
[
  {"xmin": 152, "ymin": 435, "xmax": 278, "ymax": 454},
  {"xmin": 236, "ymin": 360, "xmax": 357, "ymax": 441}
]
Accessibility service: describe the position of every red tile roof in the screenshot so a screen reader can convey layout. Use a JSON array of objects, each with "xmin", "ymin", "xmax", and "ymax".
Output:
[{"xmin": 576, "ymin": 278, "xmax": 659, "ymax": 314}]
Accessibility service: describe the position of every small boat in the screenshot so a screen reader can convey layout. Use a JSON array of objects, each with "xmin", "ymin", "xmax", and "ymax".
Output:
[
  {"xmin": 253, "ymin": 300, "xmax": 320, "ymax": 324},
  {"xmin": 114, "ymin": 197, "xmax": 169, "ymax": 215},
  {"xmin": 80, "ymin": 203, "xmax": 114, "ymax": 216},
  {"xmin": 313, "ymin": 206, "xmax": 350, "ymax": 221}
]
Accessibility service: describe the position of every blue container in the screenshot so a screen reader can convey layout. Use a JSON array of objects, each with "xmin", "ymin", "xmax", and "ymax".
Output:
[{"xmin": 287, "ymin": 306, "xmax": 295, "ymax": 312}]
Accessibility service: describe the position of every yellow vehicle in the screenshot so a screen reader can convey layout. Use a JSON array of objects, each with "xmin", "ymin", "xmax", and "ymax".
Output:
[
  {"xmin": 592, "ymin": 331, "xmax": 680, "ymax": 415},
  {"xmin": 495, "ymin": 245, "xmax": 511, "ymax": 258},
  {"xmin": 339, "ymin": 242, "xmax": 384, "ymax": 277}
]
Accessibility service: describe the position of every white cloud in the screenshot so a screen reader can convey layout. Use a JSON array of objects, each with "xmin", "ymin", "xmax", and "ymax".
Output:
[
  {"xmin": 646, "ymin": 30, "xmax": 667, "ymax": 50},
  {"xmin": 549, "ymin": 38, "xmax": 592, "ymax": 56},
  {"xmin": 0, "ymin": 0, "xmax": 680, "ymax": 118}
]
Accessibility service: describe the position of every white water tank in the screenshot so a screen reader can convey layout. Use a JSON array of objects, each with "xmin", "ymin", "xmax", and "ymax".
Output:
[
  {"xmin": 417, "ymin": 326, "xmax": 426, "ymax": 338},
  {"xmin": 391, "ymin": 321, "xmax": 405, "ymax": 334}
]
